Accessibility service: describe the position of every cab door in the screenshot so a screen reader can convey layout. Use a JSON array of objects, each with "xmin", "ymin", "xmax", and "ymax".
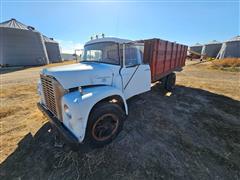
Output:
[{"xmin": 120, "ymin": 43, "xmax": 151, "ymax": 99}]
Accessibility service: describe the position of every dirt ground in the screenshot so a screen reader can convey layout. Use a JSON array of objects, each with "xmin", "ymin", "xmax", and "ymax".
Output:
[{"xmin": 0, "ymin": 60, "xmax": 240, "ymax": 180}]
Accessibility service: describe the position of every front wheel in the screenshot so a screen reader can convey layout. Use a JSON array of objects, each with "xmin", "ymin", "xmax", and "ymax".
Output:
[{"xmin": 85, "ymin": 102, "xmax": 125, "ymax": 148}]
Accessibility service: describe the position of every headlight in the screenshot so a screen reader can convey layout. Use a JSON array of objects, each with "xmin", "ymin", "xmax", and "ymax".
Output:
[{"xmin": 64, "ymin": 104, "xmax": 72, "ymax": 119}]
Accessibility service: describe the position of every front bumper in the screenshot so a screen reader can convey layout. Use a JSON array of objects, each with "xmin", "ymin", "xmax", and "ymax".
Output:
[{"xmin": 37, "ymin": 102, "xmax": 80, "ymax": 147}]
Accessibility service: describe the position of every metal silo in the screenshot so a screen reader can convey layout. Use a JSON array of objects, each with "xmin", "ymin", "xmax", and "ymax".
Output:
[
  {"xmin": 189, "ymin": 43, "xmax": 203, "ymax": 55},
  {"xmin": 217, "ymin": 36, "xmax": 240, "ymax": 59},
  {"xmin": 201, "ymin": 40, "xmax": 222, "ymax": 58},
  {"xmin": 61, "ymin": 53, "xmax": 76, "ymax": 61},
  {"xmin": 43, "ymin": 36, "xmax": 62, "ymax": 63},
  {"xmin": 0, "ymin": 19, "xmax": 49, "ymax": 66}
]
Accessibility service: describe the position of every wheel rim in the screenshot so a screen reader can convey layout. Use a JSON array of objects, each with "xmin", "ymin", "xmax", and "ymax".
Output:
[{"xmin": 92, "ymin": 113, "xmax": 119, "ymax": 141}]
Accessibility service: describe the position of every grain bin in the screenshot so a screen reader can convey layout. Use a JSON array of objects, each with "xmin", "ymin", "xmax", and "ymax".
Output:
[
  {"xmin": 0, "ymin": 19, "xmax": 49, "ymax": 66},
  {"xmin": 217, "ymin": 36, "xmax": 240, "ymax": 59},
  {"xmin": 43, "ymin": 36, "xmax": 62, "ymax": 63},
  {"xmin": 61, "ymin": 53, "xmax": 77, "ymax": 61},
  {"xmin": 189, "ymin": 43, "xmax": 203, "ymax": 55},
  {"xmin": 201, "ymin": 40, "xmax": 222, "ymax": 58}
]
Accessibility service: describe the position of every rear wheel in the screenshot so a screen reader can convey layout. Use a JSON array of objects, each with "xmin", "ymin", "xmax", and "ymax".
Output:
[
  {"xmin": 85, "ymin": 102, "xmax": 125, "ymax": 148},
  {"xmin": 164, "ymin": 73, "xmax": 176, "ymax": 91}
]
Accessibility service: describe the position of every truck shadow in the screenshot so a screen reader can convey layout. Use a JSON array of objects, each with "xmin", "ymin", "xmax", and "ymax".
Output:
[{"xmin": 1, "ymin": 85, "xmax": 240, "ymax": 180}]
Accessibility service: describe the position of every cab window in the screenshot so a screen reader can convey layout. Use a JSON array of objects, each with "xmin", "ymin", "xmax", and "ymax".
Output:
[{"xmin": 125, "ymin": 44, "xmax": 144, "ymax": 67}]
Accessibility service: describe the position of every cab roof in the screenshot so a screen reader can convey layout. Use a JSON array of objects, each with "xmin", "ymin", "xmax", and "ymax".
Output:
[{"xmin": 85, "ymin": 37, "xmax": 132, "ymax": 46}]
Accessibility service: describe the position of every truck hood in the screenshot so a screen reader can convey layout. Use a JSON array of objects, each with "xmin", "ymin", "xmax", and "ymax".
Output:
[{"xmin": 41, "ymin": 62, "xmax": 118, "ymax": 89}]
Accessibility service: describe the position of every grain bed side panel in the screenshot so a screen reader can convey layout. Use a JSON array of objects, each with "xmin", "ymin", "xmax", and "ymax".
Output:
[
  {"xmin": 164, "ymin": 41, "xmax": 172, "ymax": 72},
  {"xmin": 174, "ymin": 44, "xmax": 179, "ymax": 68},
  {"xmin": 175, "ymin": 44, "xmax": 180, "ymax": 68},
  {"xmin": 143, "ymin": 40, "xmax": 150, "ymax": 64},
  {"xmin": 180, "ymin": 46, "xmax": 184, "ymax": 66},
  {"xmin": 171, "ymin": 43, "xmax": 177, "ymax": 69},
  {"xmin": 161, "ymin": 40, "xmax": 169, "ymax": 81},
  {"xmin": 151, "ymin": 39, "xmax": 158, "ymax": 81},
  {"xmin": 169, "ymin": 42, "xmax": 174, "ymax": 69},
  {"xmin": 181, "ymin": 46, "xmax": 185, "ymax": 66},
  {"xmin": 154, "ymin": 39, "xmax": 164, "ymax": 82},
  {"xmin": 142, "ymin": 38, "xmax": 187, "ymax": 83},
  {"xmin": 178, "ymin": 45, "xmax": 182, "ymax": 67},
  {"xmin": 153, "ymin": 40, "xmax": 159, "ymax": 81},
  {"xmin": 157, "ymin": 40, "xmax": 167, "ymax": 77},
  {"xmin": 181, "ymin": 45, "xmax": 186, "ymax": 66},
  {"xmin": 181, "ymin": 45, "xmax": 184, "ymax": 67}
]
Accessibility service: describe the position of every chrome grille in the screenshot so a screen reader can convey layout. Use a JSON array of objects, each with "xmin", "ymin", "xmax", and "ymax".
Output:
[
  {"xmin": 40, "ymin": 75, "xmax": 57, "ymax": 116},
  {"xmin": 40, "ymin": 74, "xmax": 65, "ymax": 121}
]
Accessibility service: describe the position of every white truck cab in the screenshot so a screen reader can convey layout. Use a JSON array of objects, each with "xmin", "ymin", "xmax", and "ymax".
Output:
[{"xmin": 38, "ymin": 37, "xmax": 152, "ymax": 147}]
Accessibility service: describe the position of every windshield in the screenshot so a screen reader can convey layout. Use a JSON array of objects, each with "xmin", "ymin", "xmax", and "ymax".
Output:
[{"xmin": 82, "ymin": 42, "xmax": 119, "ymax": 65}]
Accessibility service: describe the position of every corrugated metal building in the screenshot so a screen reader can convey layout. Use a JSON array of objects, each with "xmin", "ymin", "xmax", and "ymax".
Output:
[
  {"xmin": 189, "ymin": 43, "xmax": 203, "ymax": 55},
  {"xmin": 217, "ymin": 36, "xmax": 240, "ymax": 59},
  {"xmin": 201, "ymin": 40, "xmax": 222, "ymax": 58},
  {"xmin": 0, "ymin": 18, "xmax": 62, "ymax": 66},
  {"xmin": 43, "ymin": 36, "xmax": 62, "ymax": 63},
  {"xmin": 61, "ymin": 53, "xmax": 77, "ymax": 61}
]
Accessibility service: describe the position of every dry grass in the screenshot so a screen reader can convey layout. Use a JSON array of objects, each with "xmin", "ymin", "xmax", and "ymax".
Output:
[
  {"xmin": 211, "ymin": 58, "xmax": 240, "ymax": 71},
  {"xmin": 0, "ymin": 84, "xmax": 46, "ymax": 160},
  {"xmin": 0, "ymin": 61, "xmax": 76, "ymax": 162}
]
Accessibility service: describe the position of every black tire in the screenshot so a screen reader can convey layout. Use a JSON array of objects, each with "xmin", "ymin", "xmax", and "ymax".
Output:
[
  {"xmin": 85, "ymin": 102, "xmax": 125, "ymax": 148},
  {"xmin": 164, "ymin": 73, "xmax": 176, "ymax": 91}
]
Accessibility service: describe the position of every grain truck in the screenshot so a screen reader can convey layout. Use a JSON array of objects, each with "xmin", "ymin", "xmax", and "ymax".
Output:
[{"xmin": 37, "ymin": 37, "xmax": 187, "ymax": 148}]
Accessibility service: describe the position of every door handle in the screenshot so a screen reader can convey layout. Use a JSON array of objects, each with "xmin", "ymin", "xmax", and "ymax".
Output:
[{"xmin": 144, "ymin": 68, "xmax": 150, "ymax": 71}]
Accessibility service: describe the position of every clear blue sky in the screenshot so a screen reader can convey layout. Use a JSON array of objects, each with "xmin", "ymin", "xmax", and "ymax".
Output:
[{"xmin": 1, "ymin": 0, "xmax": 239, "ymax": 53}]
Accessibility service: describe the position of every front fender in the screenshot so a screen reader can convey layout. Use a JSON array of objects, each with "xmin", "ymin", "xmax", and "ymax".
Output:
[{"xmin": 61, "ymin": 86, "xmax": 128, "ymax": 142}]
